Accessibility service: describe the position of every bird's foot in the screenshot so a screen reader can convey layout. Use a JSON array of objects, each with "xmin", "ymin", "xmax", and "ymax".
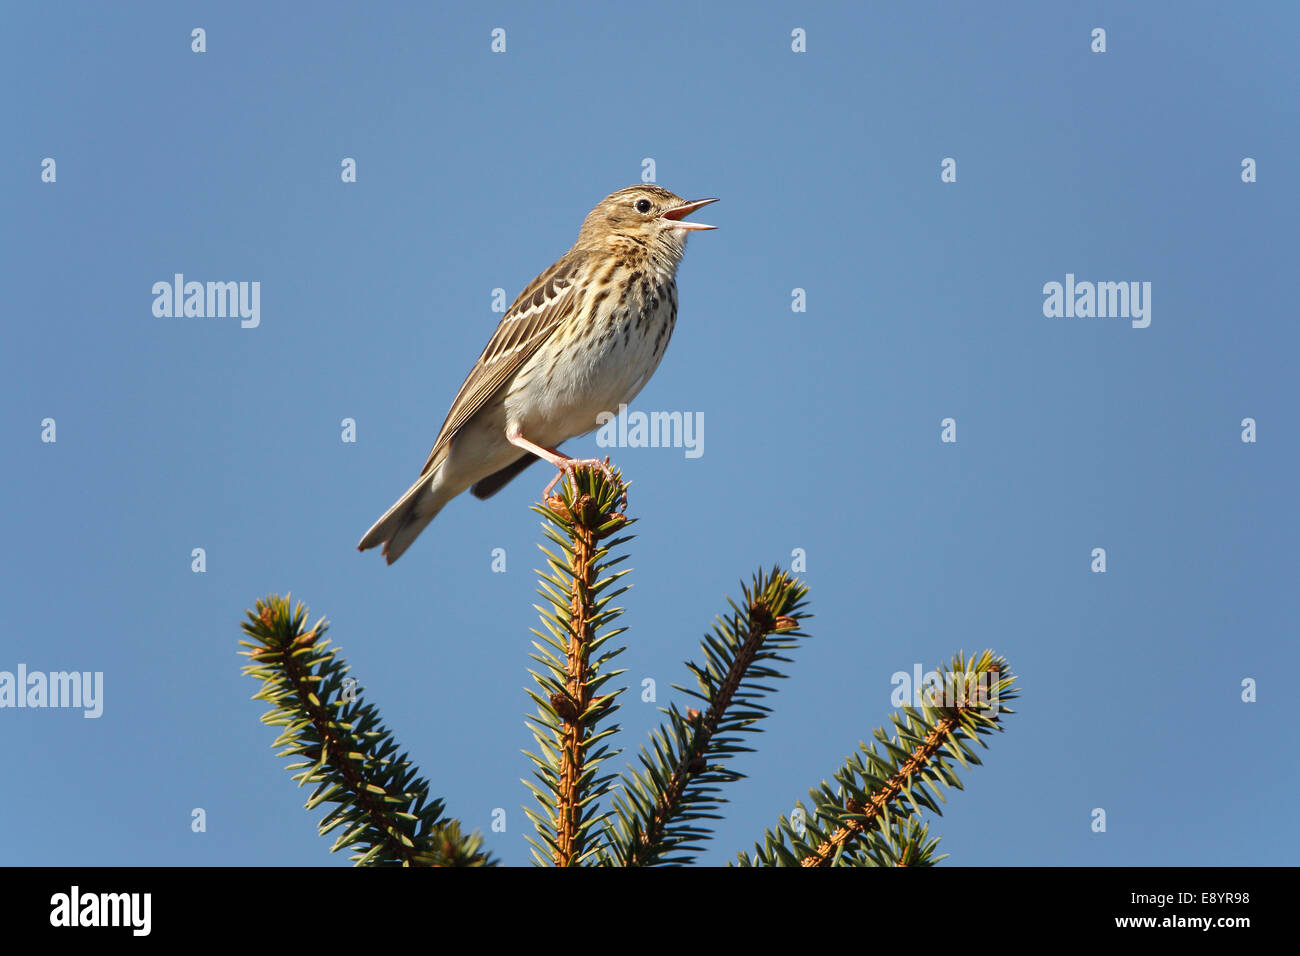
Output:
[{"xmin": 542, "ymin": 456, "xmax": 623, "ymax": 503}]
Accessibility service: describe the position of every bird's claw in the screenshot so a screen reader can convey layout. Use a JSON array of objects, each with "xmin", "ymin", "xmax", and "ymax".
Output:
[{"xmin": 542, "ymin": 456, "xmax": 627, "ymax": 507}]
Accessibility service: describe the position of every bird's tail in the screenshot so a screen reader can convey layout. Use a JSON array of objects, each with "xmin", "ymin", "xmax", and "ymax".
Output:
[{"xmin": 358, "ymin": 472, "xmax": 451, "ymax": 564}]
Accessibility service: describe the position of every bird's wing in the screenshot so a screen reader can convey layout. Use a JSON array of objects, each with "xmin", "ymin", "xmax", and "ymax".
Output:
[{"xmin": 418, "ymin": 249, "xmax": 588, "ymax": 477}]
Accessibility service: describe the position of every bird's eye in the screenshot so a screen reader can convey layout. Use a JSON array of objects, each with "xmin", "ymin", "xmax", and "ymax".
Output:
[{"xmin": 635, "ymin": 198, "xmax": 652, "ymax": 214}]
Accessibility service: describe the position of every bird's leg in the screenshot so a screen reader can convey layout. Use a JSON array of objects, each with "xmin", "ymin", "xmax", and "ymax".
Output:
[
  {"xmin": 542, "ymin": 466, "xmax": 574, "ymax": 500},
  {"xmin": 505, "ymin": 427, "xmax": 620, "ymax": 499}
]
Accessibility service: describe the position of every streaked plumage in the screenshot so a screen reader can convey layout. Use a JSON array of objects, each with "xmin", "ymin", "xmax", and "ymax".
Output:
[{"xmin": 358, "ymin": 185, "xmax": 716, "ymax": 563}]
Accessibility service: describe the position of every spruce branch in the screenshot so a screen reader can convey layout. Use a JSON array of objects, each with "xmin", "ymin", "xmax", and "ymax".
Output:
[
  {"xmin": 737, "ymin": 650, "xmax": 1017, "ymax": 867},
  {"xmin": 242, "ymin": 472, "xmax": 1020, "ymax": 867},
  {"xmin": 239, "ymin": 594, "xmax": 494, "ymax": 866},
  {"xmin": 604, "ymin": 568, "xmax": 811, "ymax": 866},
  {"xmin": 521, "ymin": 463, "xmax": 631, "ymax": 866}
]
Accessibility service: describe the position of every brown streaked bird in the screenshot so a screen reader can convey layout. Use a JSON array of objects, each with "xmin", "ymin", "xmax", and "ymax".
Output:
[{"xmin": 358, "ymin": 184, "xmax": 717, "ymax": 563}]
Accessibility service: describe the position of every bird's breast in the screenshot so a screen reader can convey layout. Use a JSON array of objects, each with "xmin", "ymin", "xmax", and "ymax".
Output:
[{"xmin": 505, "ymin": 270, "xmax": 679, "ymax": 447}]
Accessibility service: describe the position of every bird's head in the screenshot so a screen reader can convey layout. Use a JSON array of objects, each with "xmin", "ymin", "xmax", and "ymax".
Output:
[{"xmin": 577, "ymin": 185, "xmax": 717, "ymax": 262}]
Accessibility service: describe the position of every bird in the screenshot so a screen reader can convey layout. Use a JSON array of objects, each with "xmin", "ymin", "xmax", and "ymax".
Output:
[{"xmin": 358, "ymin": 184, "xmax": 717, "ymax": 564}]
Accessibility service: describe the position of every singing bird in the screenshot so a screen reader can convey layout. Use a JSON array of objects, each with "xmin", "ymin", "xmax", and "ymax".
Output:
[{"xmin": 358, "ymin": 185, "xmax": 717, "ymax": 563}]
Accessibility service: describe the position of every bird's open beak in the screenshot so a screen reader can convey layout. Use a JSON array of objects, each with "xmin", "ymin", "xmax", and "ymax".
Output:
[{"xmin": 661, "ymin": 197, "xmax": 718, "ymax": 231}]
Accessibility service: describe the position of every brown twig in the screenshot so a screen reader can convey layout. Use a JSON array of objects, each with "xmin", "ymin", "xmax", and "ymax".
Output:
[
  {"xmin": 551, "ymin": 491, "xmax": 602, "ymax": 866},
  {"xmin": 627, "ymin": 600, "xmax": 792, "ymax": 864},
  {"xmin": 799, "ymin": 686, "xmax": 1001, "ymax": 867},
  {"xmin": 259, "ymin": 618, "xmax": 422, "ymax": 866}
]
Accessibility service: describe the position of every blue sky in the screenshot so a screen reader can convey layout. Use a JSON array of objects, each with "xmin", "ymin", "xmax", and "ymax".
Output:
[{"xmin": 2, "ymin": 1, "xmax": 1295, "ymax": 866}]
